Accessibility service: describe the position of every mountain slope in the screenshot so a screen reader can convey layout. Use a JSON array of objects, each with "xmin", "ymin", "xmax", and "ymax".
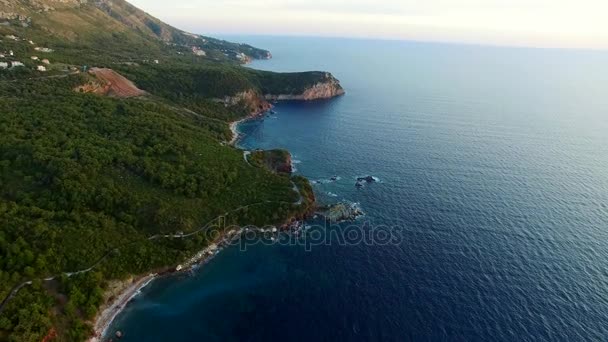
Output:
[{"xmin": 1, "ymin": 0, "xmax": 271, "ymax": 63}]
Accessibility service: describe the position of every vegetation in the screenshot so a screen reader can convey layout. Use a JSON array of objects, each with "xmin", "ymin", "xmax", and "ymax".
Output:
[
  {"xmin": 249, "ymin": 149, "xmax": 293, "ymax": 174},
  {"xmin": 0, "ymin": 75, "xmax": 308, "ymax": 340},
  {"xmin": 0, "ymin": 1, "xmax": 340, "ymax": 340}
]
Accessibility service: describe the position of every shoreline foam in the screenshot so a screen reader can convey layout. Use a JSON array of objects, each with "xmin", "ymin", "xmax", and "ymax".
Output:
[
  {"xmin": 229, "ymin": 119, "xmax": 245, "ymax": 146},
  {"xmin": 89, "ymin": 274, "xmax": 155, "ymax": 342}
]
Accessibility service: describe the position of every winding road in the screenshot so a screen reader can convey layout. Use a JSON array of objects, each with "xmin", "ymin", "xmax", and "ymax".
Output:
[
  {"xmin": 0, "ymin": 196, "xmax": 303, "ymax": 314},
  {"xmin": 0, "ymin": 91, "xmax": 306, "ymax": 314}
]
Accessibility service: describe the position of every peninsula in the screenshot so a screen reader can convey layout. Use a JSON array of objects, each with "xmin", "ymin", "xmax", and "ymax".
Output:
[{"xmin": 0, "ymin": 0, "xmax": 343, "ymax": 340}]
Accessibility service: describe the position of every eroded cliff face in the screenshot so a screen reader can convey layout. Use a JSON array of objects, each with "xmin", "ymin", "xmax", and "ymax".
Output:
[
  {"xmin": 264, "ymin": 73, "xmax": 345, "ymax": 101},
  {"xmin": 221, "ymin": 89, "xmax": 272, "ymax": 116}
]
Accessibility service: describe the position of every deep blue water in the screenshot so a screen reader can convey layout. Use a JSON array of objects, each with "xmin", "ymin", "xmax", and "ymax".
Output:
[{"xmin": 109, "ymin": 37, "xmax": 608, "ymax": 341}]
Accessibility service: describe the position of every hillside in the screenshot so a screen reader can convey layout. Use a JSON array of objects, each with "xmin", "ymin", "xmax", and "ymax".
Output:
[
  {"xmin": 0, "ymin": 1, "xmax": 343, "ymax": 341},
  {"xmin": 0, "ymin": 0, "xmax": 271, "ymax": 64}
]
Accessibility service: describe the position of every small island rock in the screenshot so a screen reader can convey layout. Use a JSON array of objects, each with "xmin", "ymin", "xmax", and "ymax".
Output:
[{"xmin": 319, "ymin": 202, "xmax": 364, "ymax": 222}]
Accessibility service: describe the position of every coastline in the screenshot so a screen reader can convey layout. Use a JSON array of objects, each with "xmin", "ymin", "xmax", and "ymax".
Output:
[
  {"xmin": 88, "ymin": 223, "xmax": 296, "ymax": 340},
  {"xmin": 229, "ymin": 118, "xmax": 246, "ymax": 146},
  {"xmin": 90, "ymin": 114, "xmax": 265, "ymax": 341},
  {"xmin": 229, "ymin": 107, "xmax": 271, "ymax": 146},
  {"xmin": 89, "ymin": 239, "xmax": 226, "ymax": 340},
  {"xmin": 89, "ymin": 78, "xmax": 342, "ymax": 341},
  {"xmin": 89, "ymin": 274, "xmax": 156, "ymax": 342}
]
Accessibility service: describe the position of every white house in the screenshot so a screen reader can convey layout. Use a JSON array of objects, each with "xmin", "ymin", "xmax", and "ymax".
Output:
[
  {"xmin": 191, "ymin": 46, "xmax": 206, "ymax": 56},
  {"xmin": 42, "ymin": 59, "xmax": 50, "ymax": 65},
  {"xmin": 11, "ymin": 61, "xmax": 24, "ymax": 67},
  {"xmin": 37, "ymin": 65, "xmax": 47, "ymax": 72},
  {"xmin": 0, "ymin": 62, "xmax": 8, "ymax": 69},
  {"xmin": 31, "ymin": 56, "xmax": 39, "ymax": 60}
]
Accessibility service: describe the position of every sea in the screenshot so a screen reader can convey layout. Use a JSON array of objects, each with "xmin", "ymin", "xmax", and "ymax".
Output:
[{"xmin": 107, "ymin": 37, "xmax": 608, "ymax": 341}]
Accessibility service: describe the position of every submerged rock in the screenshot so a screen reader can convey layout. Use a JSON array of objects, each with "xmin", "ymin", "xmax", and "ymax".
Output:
[
  {"xmin": 355, "ymin": 175, "xmax": 378, "ymax": 188},
  {"xmin": 356, "ymin": 176, "xmax": 376, "ymax": 183}
]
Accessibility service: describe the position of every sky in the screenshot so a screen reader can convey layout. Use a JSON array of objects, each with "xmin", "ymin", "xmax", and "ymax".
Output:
[{"xmin": 129, "ymin": 0, "xmax": 608, "ymax": 49}]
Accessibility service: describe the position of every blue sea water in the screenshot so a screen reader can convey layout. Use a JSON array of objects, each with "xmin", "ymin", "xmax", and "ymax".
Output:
[{"xmin": 109, "ymin": 37, "xmax": 608, "ymax": 341}]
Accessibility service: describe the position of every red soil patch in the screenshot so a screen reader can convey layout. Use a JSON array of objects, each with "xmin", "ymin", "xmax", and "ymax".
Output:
[
  {"xmin": 41, "ymin": 328, "xmax": 57, "ymax": 342},
  {"xmin": 88, "ymin": 68, "xmax": 146, "ymax": 98}
]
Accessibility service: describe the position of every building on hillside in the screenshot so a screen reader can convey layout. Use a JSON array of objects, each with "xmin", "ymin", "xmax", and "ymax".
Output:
[
  {"xmin": 236, "ymin": 52, "xmax": 247, "ymax": 60},
  {"xmin": 34, "ymin": 47, "xmax": 54, "ymax": 53},
  {"xmin": 0, "ymin": 54, "xmax": 4, "ymax": 58},
  {"xmin": 37, "ymin": 65, "xmax": 47, "ymax": 72},
  {"xmin": 11, "ymin": 61, "xmax": 24, "ymax": 67},
  {"xmin": 192, "ymin": 46, "xmax": 206, "ymax": 56},
  {"xmin": 154, "ymin": 59, "xmax": 159, "ymax": 64},
  {"xmin": 42, "ymin": 59, "xmax": 50, "ymax": 65},
  {"xmin": 28, "ymin": 40, "xmax": 35, "ymax": 45},
  {"xmin": 9, "ymin": 50, "xmax": 13, "ymax": 56},
  {"xmin": 31, "ymin": 56, "xmax": 39, "ymax": 60},
  {"xmin": 0, "ymin": 62, "xmax": 8, "ymax": 69}
]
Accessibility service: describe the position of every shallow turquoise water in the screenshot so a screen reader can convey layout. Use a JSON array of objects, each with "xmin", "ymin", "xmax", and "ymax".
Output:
[{"xmin": 109, "ymin": 37, "xmax": 608, "ymax": 341}]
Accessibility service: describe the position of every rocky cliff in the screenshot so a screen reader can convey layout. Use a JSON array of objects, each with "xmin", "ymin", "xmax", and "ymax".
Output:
[
  {"xmin": 220, "ymin": 89, "xmax": 272, "ymax": 116},
  {"xmin": 264, "ymin": 73, "xmax": 345, "ymax": 101},
  {"xmin": 220, "ymin": 72, "xmax": 344, "ymax": 117},
  {"xmin": 249, "ymin": 149, "xmax": 293, "ymax": 174}
]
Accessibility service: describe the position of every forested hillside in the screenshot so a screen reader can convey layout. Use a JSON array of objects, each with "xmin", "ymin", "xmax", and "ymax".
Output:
[{"xmin": 0, "ymin": 1, "xmax": 342, "ymax": 340}]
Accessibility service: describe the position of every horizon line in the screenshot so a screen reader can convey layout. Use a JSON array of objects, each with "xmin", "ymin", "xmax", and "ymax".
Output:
[{"xmin": 199, "ymin": 31, "xmax": 608, "ymax": 53}]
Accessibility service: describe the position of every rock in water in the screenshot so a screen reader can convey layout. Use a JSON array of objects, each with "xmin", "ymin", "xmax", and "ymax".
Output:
[
  {"xmin": 115, "ymin": 330, "xmax": 123, "ymax": 339},
  {"xmin": 356, "ymin": 176, "xmax": 376, "ymax": 183},
  {"xmin": 319, "ymin": 202, "xmax": 364, "ymax": 222}
]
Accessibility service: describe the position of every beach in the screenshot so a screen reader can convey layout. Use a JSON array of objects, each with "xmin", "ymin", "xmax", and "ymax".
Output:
[
  {"xmin": 228, "ymin": 119, "xmax": 243, "ymax": 146},
  {"xmin": 89, "ymin": 226, "xmax": 269, "ymax": 341},
  {"xmin": 89, "ymin": 274, "xmax": 156, "ymax": 342}
]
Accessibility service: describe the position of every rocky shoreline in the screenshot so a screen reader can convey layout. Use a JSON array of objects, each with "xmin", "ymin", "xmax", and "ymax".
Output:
[
  {"xmin": 226, "ymin": 73, "xmax": 345, "ymax": 146},
  {"xmin": 89, "ymin": 275, "xmax": 156, "ymax": 342}
]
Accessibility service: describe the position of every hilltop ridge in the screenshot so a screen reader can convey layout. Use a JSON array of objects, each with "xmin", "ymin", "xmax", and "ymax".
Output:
[{"xmin": 1, "ymin": 0, "xmax": 271, "ymax": 64}]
